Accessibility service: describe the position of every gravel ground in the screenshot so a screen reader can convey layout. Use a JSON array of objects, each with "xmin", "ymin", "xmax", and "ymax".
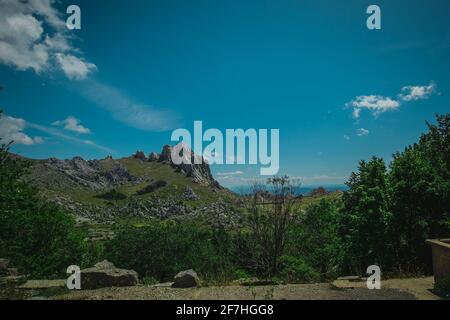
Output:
[{"xmin": 53, "ymin": 283, "xmax": 418, "ymax": 300}]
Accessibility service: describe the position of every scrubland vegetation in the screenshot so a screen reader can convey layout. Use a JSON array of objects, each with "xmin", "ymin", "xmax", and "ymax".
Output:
[{"xmin": 1, "ymin": 112, "xmax": 449, "ymax": 289}]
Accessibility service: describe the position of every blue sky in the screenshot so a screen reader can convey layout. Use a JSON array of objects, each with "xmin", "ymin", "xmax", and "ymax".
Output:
[{"xmin": 0, "ymin": 0, "xmax": 449, "ymax": 187}]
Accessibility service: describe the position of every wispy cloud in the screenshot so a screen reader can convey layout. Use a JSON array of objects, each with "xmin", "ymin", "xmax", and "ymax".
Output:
[
  {"xmin": 0, "ymin": 115, "xmax": 43, "ymax": 145},
  {"xmin": 77, "ymin": 80, "xmax": 180, "ymax": 132},
  {"xmin": 28, "ymin": 122, "xmax": 114, "ymax": 154},
  {"xmin": 0, "ymin": 0, "xmax": 95, "ymax": 79},
  {"xmin": 52, "ymin": 116, "xmax": 91, "ymax": 134}
]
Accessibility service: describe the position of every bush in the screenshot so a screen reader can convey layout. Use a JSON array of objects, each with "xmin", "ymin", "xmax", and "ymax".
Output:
[
  {"xmin": 106, "ymin": 220, "xmax": 236, "ymax": 283},
  {"xmin": 136, "ymin": 180, "xmax": 167, "ymax": 195},
  {"xmin": 0, "ymin": 132, "xmax": 85, "ymax": 278},
  {"xmin": 277, "ymin": 255, "xmax": 320, "ymax": 283},
  {"xmin": 95, "ymin": 189, "xmax": 127, "ymax": 200},
  {"xmin": 0, "ymin": 203, "xmax": 85, "ymax": 278},
  {"xmin": 287, "ymin": 199, "xmax": 344, "ymax": 279}
]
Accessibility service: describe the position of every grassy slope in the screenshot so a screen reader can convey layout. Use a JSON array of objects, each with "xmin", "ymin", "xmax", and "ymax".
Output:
[{"xmin": 27, "ymin": 156, "xmax": 235, "ymax": 209}]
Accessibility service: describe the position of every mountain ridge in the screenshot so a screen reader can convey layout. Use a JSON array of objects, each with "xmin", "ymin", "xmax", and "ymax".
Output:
[{"xmin": 20, "ymin": 144, "xmax": 237, "ymax": 224}]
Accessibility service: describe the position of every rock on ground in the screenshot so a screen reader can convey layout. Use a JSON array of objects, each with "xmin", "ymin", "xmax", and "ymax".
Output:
[
  {"xmin": 172, "ymin": 269, "xmax": 201, "ymax": 288},
  {"xmin": 81, "ymin": 260, "xmax": 139, "ymax": 290},
  {"xmin": 19, "ymin": 279, "xmax": 66, "ymax": 289}
]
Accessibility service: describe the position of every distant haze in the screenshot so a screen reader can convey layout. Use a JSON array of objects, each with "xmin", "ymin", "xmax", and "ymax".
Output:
[{"xmin": 229, "ymin": 184, "xmax": 349, "ymax": 195}]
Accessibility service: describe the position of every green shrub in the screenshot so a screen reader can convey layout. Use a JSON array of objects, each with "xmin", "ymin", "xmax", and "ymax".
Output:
[
  {"xmin": 277, "ymin": 255, "xmax": 320, "ymax": 283},
  {"xmin": 106, "ymin": 221, "xmax": 236, "ymax": 282},
  {"xmin": 232, "ymin": 268, "xmax": 252, "ymax": 280},
  {"xmin": 136, "ymin": 180, "xmax": 167, "ymax": 195},
  {"xmin": 287, "ymin": 199, "xmax": 344, "ymax": 279},
  {"xmin": 0, "ymin": 135, "xmax": 85, "ymax": 278},
  {"xmin": 95, "ymin": 189, "xmax": 127, "ymax": 200}
]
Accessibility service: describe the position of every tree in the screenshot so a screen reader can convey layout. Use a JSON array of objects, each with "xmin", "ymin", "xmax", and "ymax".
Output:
[
  {"xmin": 248, "ymin": 176, "xmax": 299, "ymax": 276},
  {"xmin": 389, "ymin": 114, "xmax": 450, "ymax": 273},
  {"xmin": 340, "ymin": 157, "xmax": 392, "ymax": 274},
  {"xmin": 0, "ymin": 109, "xmax": 85, "ymax": 278},
  {"xmin": 288, "ymin": 199, "xmax": 344, "ymax": 278}
]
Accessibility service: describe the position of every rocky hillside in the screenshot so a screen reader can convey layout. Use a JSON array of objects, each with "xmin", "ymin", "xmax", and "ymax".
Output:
[{"xmin": 24, "ymin": 144, "xmax": 239, "ymax": 226}]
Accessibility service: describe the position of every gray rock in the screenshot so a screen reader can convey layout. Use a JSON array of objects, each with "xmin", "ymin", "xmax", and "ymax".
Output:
[
  {"xmin": 81, "ymin": 260, "xmax": 139, "ymax": 290},
  {"xmin": 152, "ymin": 282, "xmax": 174, "ymax": 288},
  {"xmin": 94, "ymin": 260, "xmax": 116, "ymax": 270},
  {"xmin": 172, "ymin": 269, "xmax": 201, "ymax": 288},
  {"xmin": 19, "ymin": 279, "xmax": 66, "ymax": 289},
  {"xmin": 183, "ymin": 186, "xmax": 199, "ymax": 200},
  {"xmin": 148, "ymin": 152, "xmax": 160, "ymax": 161},
  {"xmin": 43, "ymin": 157, "xmax": 139, "ymax": 191},
  {"xmin": 159, "ymin": 144, "xmax": 221, "ymax": 188}
]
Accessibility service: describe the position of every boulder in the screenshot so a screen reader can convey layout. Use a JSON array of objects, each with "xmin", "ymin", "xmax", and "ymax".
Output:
[
  {"xmin": 183, "ymin": 186, "xmax": 199, "ymax": 200},
  {"xmin": 19, "ymin": 279, "xmax": 66, "ymax": 290},
  {"xmin": 81, "ymin": 260, "xmax": 138, "ymax": 290},
  {"xmin": 172, "ymin": 269, "xmax": 200, "ymax": 288}
]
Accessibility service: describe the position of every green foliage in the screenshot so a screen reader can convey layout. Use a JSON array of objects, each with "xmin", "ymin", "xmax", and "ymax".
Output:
[
  {"xmin": 136, "ymin": 180, "xmax": 167, "ymax": 195},
  {"xmin": 389, "ymin": 114, "xmax": 450, "ymax": 273},
  {"xmin": 106, "ymin": 221, "xmax": 237, "ymax": 283},
  {"xmin": 248, "ymin": 176, "xmax": 297, "ymax": 276},
  {"xmin": 288, "ymin": 199, "xmax": 344, "ymax": 279},
  {"xmin": 277, "ymin": 255, "xmax": 320, "ymax": 283},
  {"xmin": 340, "ymin": 156, "xmax": 392, "ymax": 273},
  {"xmin": 95, "ymin": 188, "xmax": 127, "ymax": 200},
  {"xmin": 339, "ymin": 114, "xmax": 450, "ymax": 275},
  {"xmin": 232, "ymin": 268, "xmax": 252, "ymax": 280},
  {"xmin": 0, "ymin": 111, "xmax": 85, "ymax": 278}
]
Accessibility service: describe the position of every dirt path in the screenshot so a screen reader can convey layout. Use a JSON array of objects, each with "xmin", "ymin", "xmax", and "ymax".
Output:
[
  {"xmin": 332, "ymin": 276, "xmax": 437, "ymax": 300},
  {"xmin": 53, "ymin": 282, "xmax": 424, "ymax": 300}
]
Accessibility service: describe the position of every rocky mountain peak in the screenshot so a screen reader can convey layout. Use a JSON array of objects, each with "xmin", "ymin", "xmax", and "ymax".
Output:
[
  {"xmin": 42, "ymin": 156, "xmax": 141, "ymax": 191},
  {"xmin": 152, "ymin": 143, "xmax": 220, "ymax": 188}
]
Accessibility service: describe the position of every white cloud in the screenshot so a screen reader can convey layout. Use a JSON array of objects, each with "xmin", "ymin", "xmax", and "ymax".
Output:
[
  {"xmin": 52, "ymin": 116, "xmax": 91, "ymax": 134},
  {"xmin": 0, "ymin": 115, "xmax": 43, "ymax": 145},
  {"xmin": 56, "ymin": 54, "xmax": 97, "ymax": 80},
  {"xmin": 399, "ymin": 82, "xmax": 436, "ymax": 101},
  {"xmin": 357, "ymin": 128, "xmax": 369, "ymax": 137},
  {"xmin": 33, "ymin": 136, "xmax": 44, "ymax": 144},
  {"xmin": 347, "ymin": 95, "xmax": 400, "ymax": 118},
  {"xmin": 343, "ymin": 135, "xmax": 350, "ymax": 141},
  {"xmin": 0, "ymin": 0, "xmax": 96, "ymax": 79},
  {"xmin": 346, "ymin": 81, "xmax": 437, "ymax": 119}
]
